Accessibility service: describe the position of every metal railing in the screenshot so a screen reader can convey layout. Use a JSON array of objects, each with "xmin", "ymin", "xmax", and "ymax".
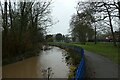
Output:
[{"xmin": 75, "ymin": 48, "xmax": 85, "ymax": 80}]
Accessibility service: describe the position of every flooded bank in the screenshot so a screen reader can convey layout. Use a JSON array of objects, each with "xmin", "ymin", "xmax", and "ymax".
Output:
[{"xmin": 2, "ymin": 46, "xmax": 69, "ymax": 78}]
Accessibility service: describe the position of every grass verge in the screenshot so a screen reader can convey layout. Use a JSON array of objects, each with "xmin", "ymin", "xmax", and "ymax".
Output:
[
  {"xmin": 73, "ymin": 42, "xmax": 119, "ymax": 64},
  {"xmin": 49, "ymin": 42, "xmax": 119, "ymax": 64}
]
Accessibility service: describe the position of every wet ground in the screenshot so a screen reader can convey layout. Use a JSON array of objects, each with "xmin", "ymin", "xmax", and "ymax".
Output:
[
  {"xmin": 85, "ymin": 50, "xmax": 119, "ymax": 78},
  {"xmin": 2, "ymin": 46, "xmax": 69, "ymax": 78}
]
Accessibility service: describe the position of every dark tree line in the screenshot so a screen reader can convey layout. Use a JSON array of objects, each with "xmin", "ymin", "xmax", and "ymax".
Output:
[{"xmin": 0, "ymin": 0, "xmax": 53, "ymax": 61}]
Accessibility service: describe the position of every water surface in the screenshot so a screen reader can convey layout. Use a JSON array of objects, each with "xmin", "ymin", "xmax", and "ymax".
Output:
[{"xmin": 2, "ymin": 46, "xmax": 69, "ymax": 78}]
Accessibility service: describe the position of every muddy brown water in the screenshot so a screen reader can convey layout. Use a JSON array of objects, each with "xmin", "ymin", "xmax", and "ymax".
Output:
[{"xmin": 2, "ymin": 46, "xmax": 69, "ymax": 78}]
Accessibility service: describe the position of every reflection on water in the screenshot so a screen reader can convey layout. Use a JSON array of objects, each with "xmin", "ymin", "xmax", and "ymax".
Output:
[
  {"xmin": 39, "ymin": 46, "xmax": 69, "ymax": 78},
  {"xmin": 2, "ymin": 46, "xmax": 69, "ymax": 78}
]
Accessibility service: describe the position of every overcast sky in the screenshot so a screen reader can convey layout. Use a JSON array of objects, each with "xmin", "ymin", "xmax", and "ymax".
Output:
[{"xmin": 47, "ymin": 0, "xmax": 78, "ymax": 35}]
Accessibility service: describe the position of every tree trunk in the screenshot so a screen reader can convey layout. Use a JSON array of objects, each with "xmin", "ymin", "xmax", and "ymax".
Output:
[
  {"xmin": 118, "ymin": 2, "xmax": 120, "ymax": 19},
  {"xmin": 9, "ymin": 1, "xmax": 13, "ymax": 29},
  {"xmin": 4, "ymin": 1, "xmax": 8, "ymax": 33},
  {"xmin": 108, "ymin": 11, "xmax": 116, "ymax": 46},
  {"xmin": 94, "ymin": 24, "xmax": 97, "ymax": 44},
  {"xmin": 104, "ymin": 3, "xmax": 117, "ymax": 46}
]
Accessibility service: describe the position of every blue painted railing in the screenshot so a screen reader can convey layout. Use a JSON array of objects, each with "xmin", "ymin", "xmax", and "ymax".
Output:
[
  {"xmin": 49, "ymin": 43, "xmax": 85, "ymax": 79},
  {"xmin": 75, "ymin": 48, "xmax": 85, "ymax": 80}
]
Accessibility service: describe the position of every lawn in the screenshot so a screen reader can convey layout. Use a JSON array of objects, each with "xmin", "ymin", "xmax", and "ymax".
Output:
[{"xmin": 73, "ymin": 42, "xmax": 119, "ymax": 64}]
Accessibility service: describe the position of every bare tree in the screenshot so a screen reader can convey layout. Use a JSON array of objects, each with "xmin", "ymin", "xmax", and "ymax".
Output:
[
  {"xmin": 93, "ymin": 1, "xmax": 119, "ymax": 46},
  {"xmin": 1, "ymin": 0, "xmax": 53, "ymax": 65}
]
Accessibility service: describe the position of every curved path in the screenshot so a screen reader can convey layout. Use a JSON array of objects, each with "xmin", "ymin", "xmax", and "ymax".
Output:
[{"xmin": 84, "ymin": 50, "xmax": 119, "ymax": 78}]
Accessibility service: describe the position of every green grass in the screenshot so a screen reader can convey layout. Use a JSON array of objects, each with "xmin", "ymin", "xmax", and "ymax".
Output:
[
  {"xmin": 73, "ymin": 42, "xmax": 119, "ymax": 64},
  {"xmin": 49, "ymin": 42, "xmax": 119, "ymax": 64}
]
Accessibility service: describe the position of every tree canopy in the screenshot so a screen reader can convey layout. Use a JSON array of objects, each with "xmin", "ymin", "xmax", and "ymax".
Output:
[{"xmin": 55, "ymin": 33, "xmax": 63, "ymax": 42}]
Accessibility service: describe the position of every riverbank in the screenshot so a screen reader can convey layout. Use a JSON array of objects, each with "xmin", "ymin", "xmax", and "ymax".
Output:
[
  {"xmin": 49, "ymin": 42, "xmax": 119, "ymax": 64},
  {"xmin": 49, "ymin": 42, "xmax": 119, "ymax": 78},
  {"xmin": 49, "ymin": 43, "xmax": 83, "ymax": 78},
  {"xmin": 3, "ymin": 49, "xmax": 41, "ymax": 66},
  {"xmin": 2, "ymin": 43, "xmax": 46, "ymax": 66}
]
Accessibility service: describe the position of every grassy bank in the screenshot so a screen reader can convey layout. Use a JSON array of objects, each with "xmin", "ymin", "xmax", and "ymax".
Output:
[
  {"xmin": 73, "ymin": 42, "xmax": 119, "ymax": 64},
  {"xmin": 49, "ymin": 42, "xmax": 119, "ymax": 64}
]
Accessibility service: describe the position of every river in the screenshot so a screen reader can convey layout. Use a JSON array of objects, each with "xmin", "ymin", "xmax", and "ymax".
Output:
[{"xmin": 2, "ymin": 46, "xmax": 69, "ymax": 78}]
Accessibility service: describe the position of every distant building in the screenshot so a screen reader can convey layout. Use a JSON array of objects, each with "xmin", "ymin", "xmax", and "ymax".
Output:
[{"xmin": 105, "ymin": 31, "xmax": 120, "ymax": 42}]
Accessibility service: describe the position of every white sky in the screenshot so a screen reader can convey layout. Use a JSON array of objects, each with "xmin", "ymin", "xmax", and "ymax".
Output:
[
  {"xmin": 1, "ymin": 0, "xmax": 118, "ymax": 35},
  {"xmin": 0, "ymin": 0, "xmax": 78, "ymax": 35},
  {"xmin": 47, "ymin": 0, "xmax": 119, "ymax": 35},
  {"xmin": 47, "ymin": 0, "xmax": 78, "ymax": 35}
]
